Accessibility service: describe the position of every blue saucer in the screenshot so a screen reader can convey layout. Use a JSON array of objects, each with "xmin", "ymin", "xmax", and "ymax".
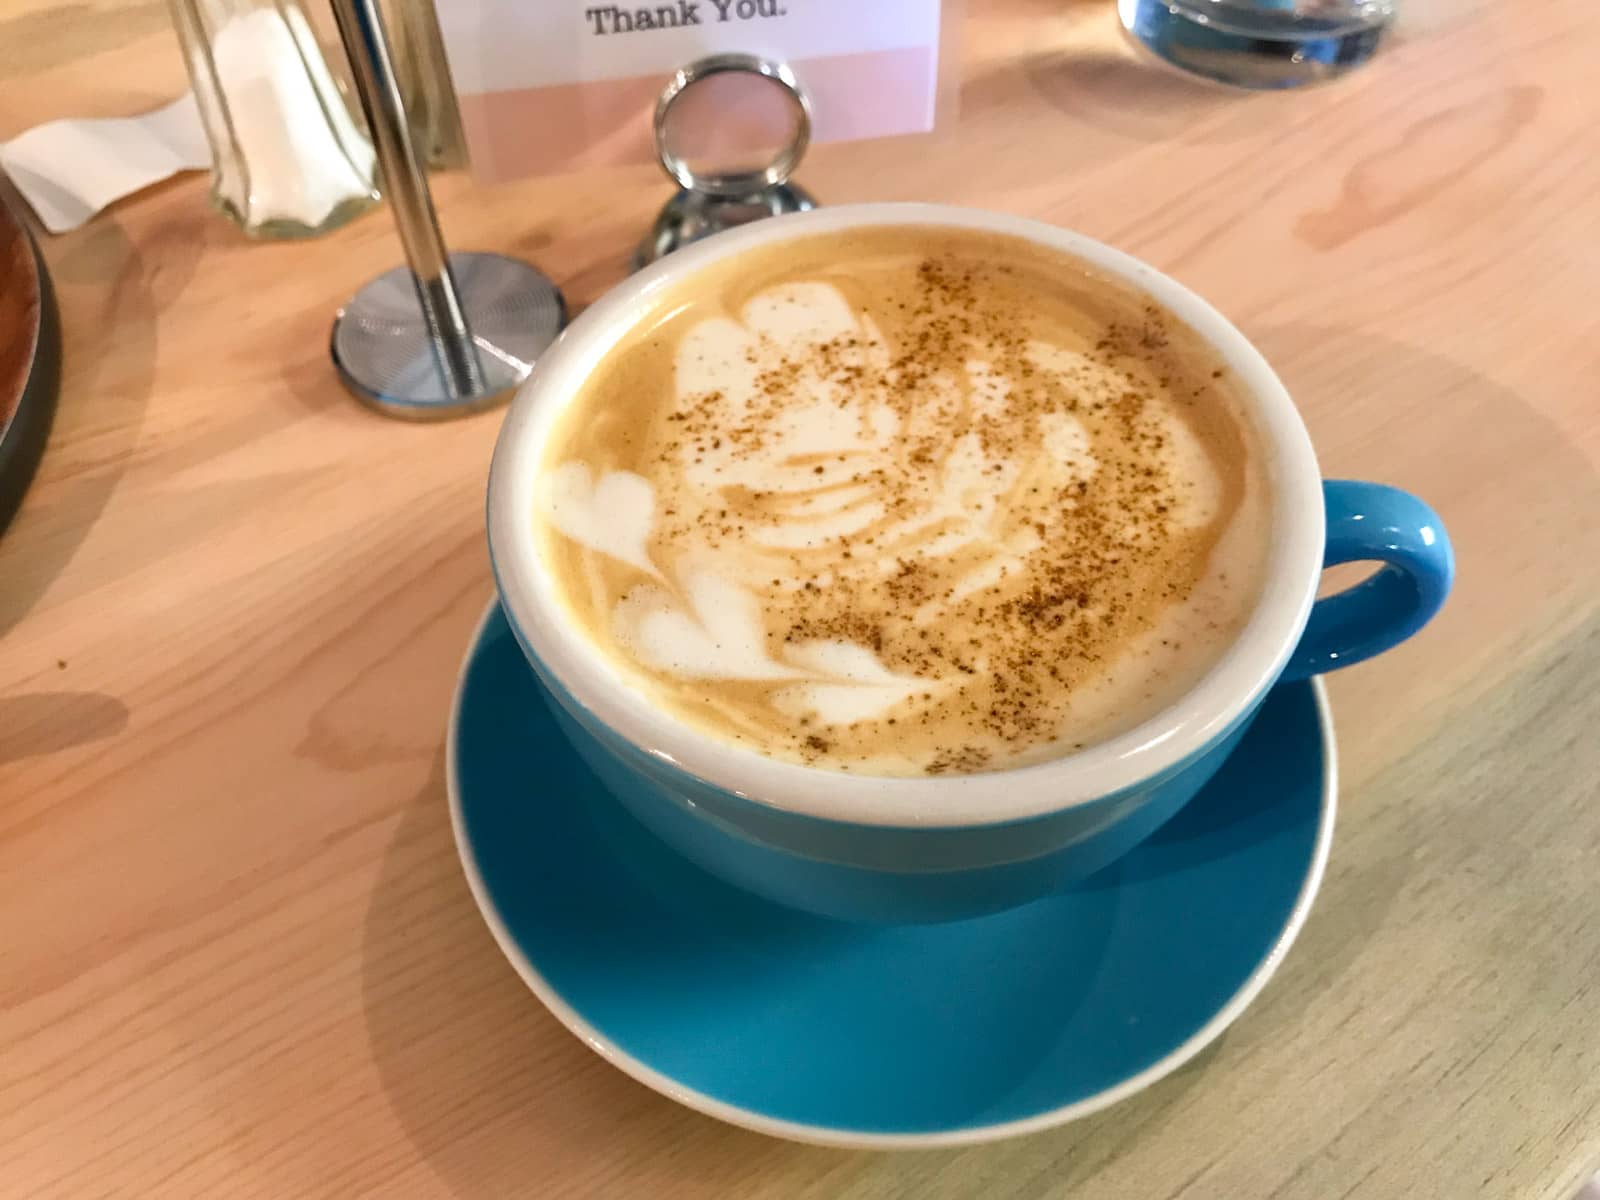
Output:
[{"xmin": 449, "ymin": 602, "xmax": 1336, "ymax": 1147}]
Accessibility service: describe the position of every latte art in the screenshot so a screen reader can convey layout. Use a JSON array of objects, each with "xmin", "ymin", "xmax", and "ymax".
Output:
[{"xmin": 536, "ymin": 228, "xmax": 1270, "ymax": 775}]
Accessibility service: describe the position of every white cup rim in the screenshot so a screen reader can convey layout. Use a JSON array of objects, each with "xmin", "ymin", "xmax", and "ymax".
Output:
[{"xmin": 487, "ymin": 203, "xmax": 1323, "ymax": 829}]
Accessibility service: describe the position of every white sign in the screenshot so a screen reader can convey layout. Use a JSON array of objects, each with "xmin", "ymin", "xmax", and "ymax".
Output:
[{"xmin": 436, "ymin": 0, "xmax": 945, "ymax": 180}]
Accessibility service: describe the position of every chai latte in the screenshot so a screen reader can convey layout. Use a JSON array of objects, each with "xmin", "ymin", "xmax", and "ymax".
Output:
[{"xmin": 534, "ymin": 227, "xmax": 1272, "ymax": 776}]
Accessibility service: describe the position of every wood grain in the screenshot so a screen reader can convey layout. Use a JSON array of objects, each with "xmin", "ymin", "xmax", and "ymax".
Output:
[{"xmin": 2, "ymin": 0, "xmax": 1598, "ymax": 1196}]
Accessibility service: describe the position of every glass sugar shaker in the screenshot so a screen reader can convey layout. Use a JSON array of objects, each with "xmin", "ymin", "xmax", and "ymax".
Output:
[{"xmin": 168, "ymin": 0, "xmax": 380, "ymax": 237}]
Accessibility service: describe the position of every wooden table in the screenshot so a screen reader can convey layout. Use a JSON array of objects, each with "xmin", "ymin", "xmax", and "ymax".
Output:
[{"xmin": 3, "ymin": 0, "xmax": 1597, "ymax": 1195}]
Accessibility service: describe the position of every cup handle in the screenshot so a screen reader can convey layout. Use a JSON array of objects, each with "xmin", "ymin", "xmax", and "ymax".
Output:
[{"xmin": 1281, "ymin": 480, "xmax": 1455, "ymax": 683}]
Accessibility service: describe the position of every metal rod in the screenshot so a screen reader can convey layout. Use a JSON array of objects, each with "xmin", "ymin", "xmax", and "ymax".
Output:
[{"xmin": 329, "ymin": 0, "xmax": 484, "ymax": 397}]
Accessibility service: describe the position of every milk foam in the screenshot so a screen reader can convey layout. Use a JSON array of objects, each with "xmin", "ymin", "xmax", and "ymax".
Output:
[
  {"xmin": 542, "ymin": 283, "xmax": 1120, "ymax": 716},
  {"xmin": 535, "ymin": 229, "xmax": 1269, "ymax": 775}
]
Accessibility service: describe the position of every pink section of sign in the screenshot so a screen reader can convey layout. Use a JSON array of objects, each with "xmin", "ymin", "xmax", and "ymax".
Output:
[{"xmin": 458, "ymin": 46, "xmax": 937, "ymax": 182}]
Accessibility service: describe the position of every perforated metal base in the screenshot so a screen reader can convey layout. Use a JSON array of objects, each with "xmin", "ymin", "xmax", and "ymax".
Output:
[{"xmin": 332, "ymin": 252, "xmax": 565, "ymax": 420}]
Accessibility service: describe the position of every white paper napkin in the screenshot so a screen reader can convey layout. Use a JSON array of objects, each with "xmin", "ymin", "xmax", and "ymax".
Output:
[{"xmin": 0, "ymin": 94, "xmax": 209, "ymax": 234}]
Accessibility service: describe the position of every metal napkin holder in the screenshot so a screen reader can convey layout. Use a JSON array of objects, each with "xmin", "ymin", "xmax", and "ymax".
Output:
[
  {"xmin": 328, "ymin": 0, "xmax": 564, "ymax": 420},
  {"xmin": 325, "ymin": 8, "xmax": 815, "ymax": 418}
]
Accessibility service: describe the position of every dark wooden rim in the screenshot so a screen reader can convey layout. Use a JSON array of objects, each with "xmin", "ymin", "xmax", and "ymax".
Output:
[{"xmin": 0, "ymin": 190, "xmax": 60, "ymax": 535}]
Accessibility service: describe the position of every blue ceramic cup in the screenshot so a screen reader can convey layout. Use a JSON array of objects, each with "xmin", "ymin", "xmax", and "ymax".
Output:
[{"xmin": 487, "ymin": 204, "xmax": 1453, "ymax": 923}]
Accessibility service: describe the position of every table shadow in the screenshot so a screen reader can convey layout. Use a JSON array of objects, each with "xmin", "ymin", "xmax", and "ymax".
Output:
[
  {"xmin": 0, "ymin": 689, "xmax": 129, "ymax": 763},
  {"xmin": 0, "ymin": 216, "xmax": 184, "ymax": 637},
  {"xmin": 361, "ymin": 750, "xmax": 1222, "ymax": 1196},
  {"xmin": 961, "ymin": 29, "xmax": 1267, "ymax": 154},
  {"xmin": 1240, "ymin": 321, "xmax": 1598, "ymax": 1006},
  {"xmin": 360, "ymin": 752, "xmax": 832, "ymax": 1197}
]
